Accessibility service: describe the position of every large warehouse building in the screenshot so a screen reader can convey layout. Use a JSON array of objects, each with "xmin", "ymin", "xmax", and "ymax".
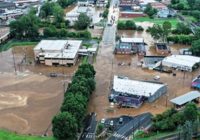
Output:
[
  {"xmin": 162, "ymin": 55, "xmax": 200, "ymax": 72},
  {"xmin": 109, "ymin": 75, "xmax": 167, "ymax": 108},
  {"xmin": 34, "ymin": 40, "xmax": 82, "ymax": 66}
]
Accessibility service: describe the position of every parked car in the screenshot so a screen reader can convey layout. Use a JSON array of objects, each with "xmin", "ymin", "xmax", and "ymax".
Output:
[
  {"xmin": 101, "ymin": 118, "xmax": 105, "ymax": 124},
  {"xmin": 49, "ymin": 73, "xmax": 57, "ymax": 77},
  {"xmin": 119, "ymin": 117, "xmax": 123, "ymax": 124},
  {"xmin": 110, "ymin": 120, "xmax": 114, "ymax": 126},
  {"xmin": 107, "ymin": 22, "xmax": 112, "ymax": 26}
]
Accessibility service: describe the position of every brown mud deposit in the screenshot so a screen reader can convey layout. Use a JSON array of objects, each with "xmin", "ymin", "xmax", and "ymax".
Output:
[
  {"xmin": 88, "ymin": 29, "xmax": 199, "ymax": 120},
  {"xmin": 0, "ymin": 46, "xmax": 78, "ymax": 135}
]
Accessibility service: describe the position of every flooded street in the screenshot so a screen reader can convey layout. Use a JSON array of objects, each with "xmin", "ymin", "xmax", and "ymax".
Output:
[
  {"xmin": 88, "ymin": 27, "xmax": 199, "ymax": 120},
  {"xmin": 0, "ymin": 46, "xmax": 78, "ymax": 135},
  {"xmin": 0, "ymin": 4, "xmax": 196, "ymax": 135}
]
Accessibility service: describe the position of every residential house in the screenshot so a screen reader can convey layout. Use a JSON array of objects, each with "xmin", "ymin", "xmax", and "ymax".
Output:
[
  {"xmin": 155, "ymin": 43, "xmax": 170, "ymax": 55},
  {"xmin": 115, "ymin": 37, "xmax": 146, "ymax": 55}
]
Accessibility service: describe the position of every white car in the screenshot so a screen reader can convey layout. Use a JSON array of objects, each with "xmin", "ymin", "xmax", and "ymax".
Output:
[
  {"xmin": 110, "ymin": 120, "xmax": 114, "ymax": 126},
  {"xmin": 101, "ymin": 118, "xmax": 105, "ymax": 124}
]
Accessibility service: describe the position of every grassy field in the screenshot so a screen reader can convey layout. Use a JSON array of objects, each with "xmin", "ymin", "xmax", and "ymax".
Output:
[
  {"xmin": 132, "ymin": 17, "xmax": 179, "ymax": 28},
  {"xmin": 0, "ymin": 40, "xmax": 38, "ymax": 52},
  {"xmin": 0, "ymin": 130, "xmax": 55, "ymax": 140}
]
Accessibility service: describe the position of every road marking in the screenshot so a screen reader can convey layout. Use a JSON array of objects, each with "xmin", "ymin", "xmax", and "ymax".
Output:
[
  {"xmin": 86, "ymin": 133, "xmax": 94, "ymax": 139},
  {"xmin": 113, "ymin": 132, "xmax": 126, "ymax": 139}
]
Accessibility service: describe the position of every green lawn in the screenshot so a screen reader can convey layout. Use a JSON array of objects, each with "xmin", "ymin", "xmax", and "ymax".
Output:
[
  {"xmin": 132, "ymin": 17, "xmax": 179, "ymax": 28},
  {"xmin": 0, "ymin": 40, "xmax": 38, "ymax": 52},
  {"xmin": 0, "ymin": 130, "xmax": 55, "ymax": 140}
]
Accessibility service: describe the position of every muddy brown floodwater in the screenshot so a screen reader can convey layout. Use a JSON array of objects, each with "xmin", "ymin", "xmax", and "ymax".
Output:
[
  {"xmin": 0, "ymin": 46, "xmax": 78, "ymax": 135},
  {"xmin": 88, "ymin": 27, "xmax": 200, "ymax": 120}
]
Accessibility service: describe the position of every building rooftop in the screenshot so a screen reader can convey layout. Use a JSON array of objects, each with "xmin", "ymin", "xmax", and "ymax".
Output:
[
  {"xmin": 113, "ymin": 75, "xmax": 166, "ymax": 97},
  {"xmin": 120, "ymin": 37, "xmax": 144, "ymax": 43},
  {"xmin": 150, "ymin": 2, "xmax": 167, "ymax": 9},
  {"xmin": 0, "ymin": 2, "xmax": 16, "ymax": 9},
  {"xmin": 170, "ymin": 91, "xmax": 200, "ymax": 106},
  {"xmin": 34, "ymin": 40, "xmax": 82, "ymax": 59},
  {"xmin": 162, "ymin": 55, "xmax": 200, "ymax": 68}
]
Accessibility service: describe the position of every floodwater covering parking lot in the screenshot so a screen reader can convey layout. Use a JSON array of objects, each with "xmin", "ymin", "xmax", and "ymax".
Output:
[
  {"xmin": 88, "ymin": 25, "xmax": 200, "ymax": 120},
  {"xmin": 0, "ymin": 46, "xmax": 78, "ymax": 135}
]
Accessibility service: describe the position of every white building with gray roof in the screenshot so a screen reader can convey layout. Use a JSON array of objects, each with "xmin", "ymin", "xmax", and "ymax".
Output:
[{"xmin": 34, "ymin": 40, "xmax": 82, "ymax": 66}]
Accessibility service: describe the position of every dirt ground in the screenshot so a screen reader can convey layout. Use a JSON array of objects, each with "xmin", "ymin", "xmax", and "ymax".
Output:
[
  {"xmin": 0, "ymin": 46, "xmax": 78, "ymax": 135},
  {"xmin": 88, "ymin": 28, "xmax": 200, "ymax": 120}
]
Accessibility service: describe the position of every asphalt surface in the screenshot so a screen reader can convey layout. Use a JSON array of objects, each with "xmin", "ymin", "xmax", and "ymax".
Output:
[
  {"xmin": 80, "ymin": 113, "xmax": 97, "ymax": 140},
  {"xmin": 102, "ymin": 0, "xmax": 118, "ymax": 46},
  {"xmin": 102, "ymin": 26, "xmax": 116, "ymax": 45},
  {"xmin": 107, "ymin": 113, "xmax": 153, "ymax": 140}
]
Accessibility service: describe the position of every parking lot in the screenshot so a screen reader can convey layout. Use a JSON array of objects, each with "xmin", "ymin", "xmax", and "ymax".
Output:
[{"xmin": 0, "ymin": 46, "xmax": 78, "ymax": 135}]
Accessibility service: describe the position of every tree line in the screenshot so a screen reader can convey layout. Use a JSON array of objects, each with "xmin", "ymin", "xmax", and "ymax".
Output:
[
  {"xmin": 117, "ymin": 20, "xmax": 144, "ymax": 31},
  {"xmin": 10, "ymin": 1, "xmax": 92, "ymax": 40},
  {"xmin": 136, "ymin": 103, "xmax": 200, "ymax": 140},
  {"xmin": 52, "ymin": 64, "xmax": 96, "ymax": 140}
]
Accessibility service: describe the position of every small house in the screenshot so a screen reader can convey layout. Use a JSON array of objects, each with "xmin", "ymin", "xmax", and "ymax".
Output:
[
  {"xmin": 115, "ymin": 37, "xmax": 146, "ymax": 55},
  {"xmin": 155, "ymin": 43, "xmax": 170, "ymax": 55}
]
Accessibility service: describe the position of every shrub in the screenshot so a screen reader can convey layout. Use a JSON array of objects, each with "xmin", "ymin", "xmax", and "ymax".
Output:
[{"xmin": 137, "ymin": 26, "xmax": 144, "ymax": 31}]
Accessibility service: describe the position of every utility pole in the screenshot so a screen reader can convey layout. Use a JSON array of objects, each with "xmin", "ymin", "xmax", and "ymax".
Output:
[{"xmin": 12, "ymin": 49, "xmax": 17, "ymax": 74}]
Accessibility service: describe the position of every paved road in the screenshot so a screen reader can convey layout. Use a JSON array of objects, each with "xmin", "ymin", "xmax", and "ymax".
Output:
[
  {"xmin": 108, "ymin": 113, "xmax": 152, "ymax": 140},
  {"xmin": 102, "ymin": 0, "xmax": 119, "ymax": 46},
  {"xmin": 80, "ymin": 113, "xmax": 97, "ymax": 140}
]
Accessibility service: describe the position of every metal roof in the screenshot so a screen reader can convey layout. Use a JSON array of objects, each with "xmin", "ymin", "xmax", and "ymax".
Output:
[
  {"xmin": 162, "ymin": 55, "xmax": 200, "ymax": 70},
  {"xmin": 113, "ymin": 75, "xmax": 166, "ymax": 97},
  {"xmin": 120, "ymin": 37, "xmax": 144, "ymax": 43},
  {"xmin": 170, "ymin": 91, "xmax": 200, "ymax": 106}
]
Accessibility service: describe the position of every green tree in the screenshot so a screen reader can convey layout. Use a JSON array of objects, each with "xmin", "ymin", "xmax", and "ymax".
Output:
[
  {"xmin": 58, "ymin": 0, "xmax": 75, "ymax": 8},
  {"xmin": 183, "ymin": 103, "xmax": 198, "ymax": 121},
  {"xmin": 52, "ymin": 112, "xmax": 78, "ymax": 140},
  {"xmin": 78, "ymin": 63, "xmax": 96, "ymax": 76},
  {"xmin": 117, "ymin": 22, "xmax": 125, "ymax": 30},
  {"xmin": 77, "ymin": 31, "xmax": 91, "ymax": 39},
  {"xmin": 40, "ymin": 2, "xmax": 55, "ymax": 18},
  {"xmin": 43, "ymin": 25, "xmax": 57, "ymax": 37},
  {"xmin": 162, "ymin": 21, "xmax": 172, "ymax": 42},
  {"xmin": 176, "ymin": 3, "xmax": 184, "ymax": 10},
  {"xmin": 181, "ymin": 121, "xmax": 193, "ymax": 140},
  {"xmin": 149, "ymin": 22, "xmax": 172, "ymax": 42},
  {"xmin": 102, "ymin": 9, "xmax": 109, "ymax": 19},
  {"xmin": 53, "ymin": 4, "xmax": 64, "ymax": 23},
  {"xmin": 191, "ymin": 39, "xmax": 200, "ymax": 56},
  {"xmin": 144, "ymin": 4, "xmax": 157, "ymax": 18},
  {"xmin": 172, "ymin": 23, "xmax": 191, "ymax": 35},
  {"xmin": 149, "ymin": 24, "xmax": 164, "ymax": 41},
  {"xmin": 68, "ymin": 83, "xmax": 90, "ymax": 98},
  {"xmin": 61, "ymin": 93, "xmax": 87, "ymax": 127},
  {"xmin": 125, "ymin": 20, "xmax": 136, "ymax": 30},
  {"xmin": 74, "ymin": 13, "xmax": 91, "ymax": 30},
  {"xmin": 58, "ymin": 28, "xmax": 68, "ymax": 37},
  {"xmin": 10, "ymin": 13, "xmax": 40, "ymax": 39},
  {"xmin": 171, "ymin": 0, "xmax": 179, "ymax": 4},
  {"xmin": 187, "ymin": 0, "xmax": 196, "ymax": 9},
  {"xmin": 192, "ymin": 119, "xmax": 200, "ymax": 137}
]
